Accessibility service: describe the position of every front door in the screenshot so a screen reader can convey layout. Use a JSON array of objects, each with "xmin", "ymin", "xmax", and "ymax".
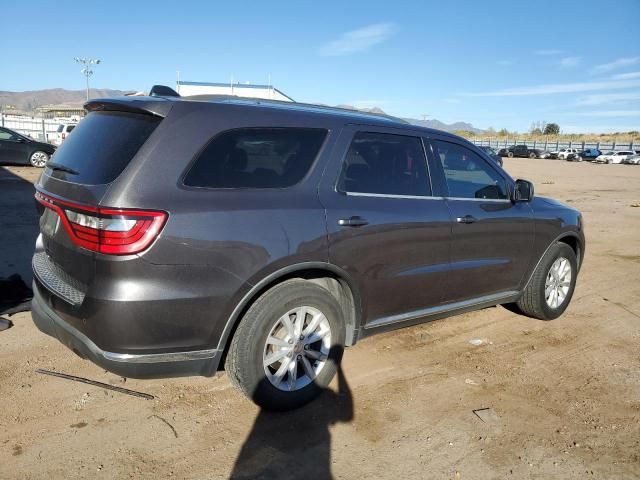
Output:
[
  {"xmin": 427, "ymin": 138, "xmax": 535, "ymax": 303},
  {"xmin": 0, "ymin": 128, "xmax": 28, "ymax": 164},
  {"xmin": 320, "ymin": 126, "xmax": 452, "ymax": 326}
]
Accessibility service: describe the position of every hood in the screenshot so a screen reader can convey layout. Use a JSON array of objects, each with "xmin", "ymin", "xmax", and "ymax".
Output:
[{"xmin": 537, "ymin": 195, "xmax": 574, "ymax": 210}]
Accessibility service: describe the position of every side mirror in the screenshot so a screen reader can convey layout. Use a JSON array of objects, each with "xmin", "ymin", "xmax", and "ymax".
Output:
[
  {"xmin": 16, "ymin": 137, "xmax": 25, "ymax": 143},
  {"xmin": 513, "ymin": 179, "xmax": 534, "ymax": 202}
]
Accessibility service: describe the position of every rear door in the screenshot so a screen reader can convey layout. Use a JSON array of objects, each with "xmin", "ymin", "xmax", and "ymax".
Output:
[
  {"xmin": 320, "ymin": 125, "xmax": 452, "ymax": 327},
  {"xmin": 426, "ymin": 137, "xmax": 535, "ymax": 303}
]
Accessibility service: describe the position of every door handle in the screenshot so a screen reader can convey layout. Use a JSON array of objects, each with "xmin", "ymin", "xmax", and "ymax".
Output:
[
  {"xmin": 456, "ymin": 215, "xmax": 477, "ymax": 224},
  {"xmin": 338, "ymin": 216, "xmax": 369, "ymax": 227}
]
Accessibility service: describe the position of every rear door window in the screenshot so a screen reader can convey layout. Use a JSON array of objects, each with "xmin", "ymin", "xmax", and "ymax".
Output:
[
  {"xmin": 431, "ymin": 140, "xmax": 508, "ymax": 200},
  {"xmin": 184, "ymin": 128, "xmax": 327, "ymax": 189},
  {"xmin": 47, "ymin": 111, "xmax": 160, "ymax": 184},
  {"xmin": 337, "ymin": 132, "xmax": 431, "ymax": 197}
]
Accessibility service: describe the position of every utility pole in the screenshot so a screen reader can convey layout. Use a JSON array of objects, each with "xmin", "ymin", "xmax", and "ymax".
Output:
[{"xmin": 74, "ymin": 57, "xmax": 101, "ymax": 101}]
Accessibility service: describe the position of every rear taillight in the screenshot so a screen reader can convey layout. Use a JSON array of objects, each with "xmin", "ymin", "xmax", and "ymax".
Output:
[
  {"xmin": 35, "ymin": 191, "xmax": 167, "ymax": 255},
  {"xmin": 62, "ymin": 133, "xmax": 66, "ymax": 140}
]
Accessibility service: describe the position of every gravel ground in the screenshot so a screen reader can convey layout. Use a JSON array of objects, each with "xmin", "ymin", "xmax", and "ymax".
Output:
[{"xmin": 1, "ymin": 158, "xmax": 639, "ymax": 479}]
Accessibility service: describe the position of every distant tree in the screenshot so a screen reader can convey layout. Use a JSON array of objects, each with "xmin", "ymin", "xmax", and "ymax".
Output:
[
  {"xmin": 544, "ymin": 123, "xmax": 560, "ymax": 135},
  {"xmin": 498, "ymin": 128, "xmax": 509, "ymax": 136},
  {"xmin": 485, "ymin": 126, "xmax": 496, "ymax": 135},
  {"xmin": 530, "ymin": 128, "xmax": 542, "ymax": 135}
]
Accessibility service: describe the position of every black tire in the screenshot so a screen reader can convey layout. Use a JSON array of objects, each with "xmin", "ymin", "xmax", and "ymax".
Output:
[
  {"xmin": 529, "ymin": 152, "xmax": 536, "ymax": 159},
  {"xmin": 514, "ymin": 243, "xmax": 577, "ymax": 320},
  {"xmin": 226, "ymin": 279, "xmax": 345, "ymax": 411},
  {"xmin": 508, "ymin": 152, "xmax": 514, "ymax": 158},
  {"xmin": 29, "ymin": 150, "xmax": 49, "ymax": 168}
]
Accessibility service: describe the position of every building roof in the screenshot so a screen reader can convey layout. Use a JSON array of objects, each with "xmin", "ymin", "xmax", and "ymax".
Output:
[{"xmin": 176, "ymin": 80, "xmax": 295, "ymax": 102}]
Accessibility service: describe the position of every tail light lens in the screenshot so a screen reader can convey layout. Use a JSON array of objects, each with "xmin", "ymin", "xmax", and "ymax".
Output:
[
  {"xmin": 62, "ymin": 133, "xmax": 66, "ymax": 140},
  {"xmin": 35, "ymin": 191, "xmax": 167, "ymax": 255}
]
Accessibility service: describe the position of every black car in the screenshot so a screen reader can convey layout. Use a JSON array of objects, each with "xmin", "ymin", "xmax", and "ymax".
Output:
[
  {"xmin": 478, "ymin": 145, "xmax": 504, "ymax": 166},
  {"xmin": 498, "ymin": 144, "xmax": 549, "ymax": 159},
  {"xmin": 31, "ymin": 90, "xmax": 585, "ymax": 410},
  {"xmin": 0, "ymin": 127, "xmax": 56, "ymax": 167},
  {"xmin": 566, "ymin": 148, "xmax": 602, "ymax": 162}
]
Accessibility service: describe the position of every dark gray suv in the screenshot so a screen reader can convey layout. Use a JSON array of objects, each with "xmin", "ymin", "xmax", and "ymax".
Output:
[{"xmin": 31, "ymin": 93, "xmax": 585, "ymax": 410}]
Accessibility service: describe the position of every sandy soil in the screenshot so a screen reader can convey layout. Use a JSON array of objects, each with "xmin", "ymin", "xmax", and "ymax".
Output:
[{"xmin": 1, "ymin": 158, "xmax": 639, "ymax": 479}]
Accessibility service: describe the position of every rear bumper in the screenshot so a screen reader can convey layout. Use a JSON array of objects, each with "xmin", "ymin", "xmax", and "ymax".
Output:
[{"xmin": 31, "ymin": 281, "xmax": 221, "ymax": 379}]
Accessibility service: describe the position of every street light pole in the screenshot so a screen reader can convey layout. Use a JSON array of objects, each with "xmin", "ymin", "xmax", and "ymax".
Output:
[{"xmin": 74, "ymin": 57, "xmax": 101, "ymax": 101}]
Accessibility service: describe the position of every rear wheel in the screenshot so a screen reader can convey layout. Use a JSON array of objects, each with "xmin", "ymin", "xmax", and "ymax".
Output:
[
  {"xmin": 529, "ymin": 152, "xmax": 536, "ymax": 159},
  {"xmin": 29, "ymin": 151, "xmax": 49, "ymax": 167},
  {"xmin": 508, "ymin": 152, "xmax": 514, "ymax": 158},
  {"xmin": 226, "ymin": 279, "xmax": 345, "ymax": 410},
  {"xmin": 515, "ymin": 243, "xmax": 577, "ymax": 320}
]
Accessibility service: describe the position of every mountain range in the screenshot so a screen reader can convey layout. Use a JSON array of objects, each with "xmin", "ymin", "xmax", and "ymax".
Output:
[{"xmin": 0, "ymin": 88, "xmax": 482, "ymax": 133}]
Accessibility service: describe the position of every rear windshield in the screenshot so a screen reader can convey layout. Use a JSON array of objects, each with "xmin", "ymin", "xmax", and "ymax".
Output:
[{"xmin": 48, "ymin": 111, "xmax": 160, "ymax": 184}]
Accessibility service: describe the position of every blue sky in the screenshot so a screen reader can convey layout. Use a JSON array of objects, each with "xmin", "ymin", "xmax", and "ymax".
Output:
[{"xmin": 3, "ymin": 0, "xmax": 640, "ymax": 132}]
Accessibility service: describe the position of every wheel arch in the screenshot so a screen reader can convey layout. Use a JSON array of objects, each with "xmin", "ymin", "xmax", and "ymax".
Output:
[
  {"xmin": 217, "ymin": 262, "xmax": 362, "ymax": 369},
  {"xmin": 522, "ymin": 231, "xmax": 583, "ymax": 292}
]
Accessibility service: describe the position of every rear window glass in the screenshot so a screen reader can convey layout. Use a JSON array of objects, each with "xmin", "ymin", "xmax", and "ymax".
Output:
[
  {"xmin": 67, "ymin": 125, "xmax": 75, "ymax": 133},
  {"xmin": 47, "ymin": 111, "xmax": 160, "ymax": 184},
  {"xmin": 184, "ymin": 128, "xmax": 327, "ymax": 189}
]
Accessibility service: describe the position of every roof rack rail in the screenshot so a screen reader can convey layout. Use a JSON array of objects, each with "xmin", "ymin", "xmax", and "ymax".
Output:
[{"xmin": 149, "ymin": 85, "xmax": 180, "ymax": 97}]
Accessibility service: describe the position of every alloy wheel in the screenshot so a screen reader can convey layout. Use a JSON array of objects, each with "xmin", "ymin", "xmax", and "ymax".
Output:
[
  {"xmin": 30, "ymin": 151, "xmax": 49, "ymax": 167},
  {"xmin": 263, "ymin": 306, "xmax": 331, "ymax": 392},
  {"xmin": 545, "ymin": 257, "xmax": 572, "ymax": 309}
]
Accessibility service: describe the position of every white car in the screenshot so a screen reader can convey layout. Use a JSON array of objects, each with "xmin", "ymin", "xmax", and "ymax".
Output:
[
  {"xmin": 557, "ymin": 148, "xmax": 579, "ymax": 160},
  {"xmin": 594, "ymin": 150, "xmax": 636, "ymax": 164},
  {"xmin": 623, "ymin": 154, "xmax": 640, "ymax": 165},
  {"xmin": 50, "ymin": 123, "xmax": 77, "ymax": 146}
]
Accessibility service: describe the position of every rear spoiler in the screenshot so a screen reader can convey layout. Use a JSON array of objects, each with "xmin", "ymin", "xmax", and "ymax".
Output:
[
  {"xmin": 84, "ymin": 97, "xmax": 175, "ymax": 118},
  {"xmin": 149, "ymin": 85, "xmax": 180, "ymax": 97}
]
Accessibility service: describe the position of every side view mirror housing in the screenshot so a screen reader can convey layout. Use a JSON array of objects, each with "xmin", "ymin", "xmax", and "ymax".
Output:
[{"xmin": 512, "ymin": 179, "xmax": 534, "ymax": 202}]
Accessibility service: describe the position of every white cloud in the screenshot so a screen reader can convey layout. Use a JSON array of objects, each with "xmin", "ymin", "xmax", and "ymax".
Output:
[
  {"xmin": 594, "ymin": 57, "xmax": 640, "ymax": 73},
  {"xmin": 534, "ymin": 49, "xmax": 564, "ymax": 56},
  {"xmin": 562, "ymin": 124, "xmax": 640, "ymax": 134},
  {"xmin": 577, "ymin": 110, "xmax": 640, "ymax": 117},
  {"xmin": 611, "ymin": 71, "xmax": 640, "ymax": 80},
  {"xmin": 318, "ymin": 23, "xmax": 396, "ymax": 56},
  {"xmin": 559, "ymin": 56, "xmax": 581, "ymax": 68},
  {"xmin": 463, "ymin": 79, "xmax": 640, "ymax": 97},
  {"xmin": 576, "ymin": 92, "xmax": 640, "ymax": 106}
]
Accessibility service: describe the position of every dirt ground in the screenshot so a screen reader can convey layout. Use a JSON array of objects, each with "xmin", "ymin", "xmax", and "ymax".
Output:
[{"xmin": 1, "ymin": 158, "xmax": 639, "ymax": 479}]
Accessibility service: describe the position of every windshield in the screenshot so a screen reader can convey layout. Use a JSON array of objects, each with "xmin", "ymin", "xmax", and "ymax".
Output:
[{"xmin": 47, "ymin": 111, "xmax": 161, "ymax": 184}]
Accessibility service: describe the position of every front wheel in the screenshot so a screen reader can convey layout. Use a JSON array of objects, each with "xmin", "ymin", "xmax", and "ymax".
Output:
[
  {"xmin": 226, "ymin": 279, "xmax": 345, "ymax": 410},
  {"xmin": 30, "ymin": 151, "xmax": 49, "ymax": 167},
  {"xmin": 529, "ymin": 152, "xmax": 536, "ymax": 159},
  {"xmin": 514, "ymin": 243, "xmax": 577, "ymax": 320},
  {"xmin": 508, "ymin": 152, "xmax": 514, "ymax": 158}
]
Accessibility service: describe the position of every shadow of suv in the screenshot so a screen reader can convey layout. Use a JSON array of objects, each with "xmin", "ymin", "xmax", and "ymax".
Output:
[{"xmin": 31, "ymin": 91, "xmax": 585, "ymax": 410}]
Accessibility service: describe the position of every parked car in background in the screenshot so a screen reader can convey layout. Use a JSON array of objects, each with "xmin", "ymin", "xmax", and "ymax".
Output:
[
  {"xmin": 51, "ymin": 123, "xmax": 77, "ymax": 146},
  {"xmin": 594, "ymin": 150, "xmax": 635, "ymax": 164},
  {"xmin": 478, "ymin": 145, "xmax": 503, "ymax": 166},
  {"xmin": 623, "ymin": 154, "xmax": 640, "ymax": 165},
  {"xmin": 557, "ymin": 148, "xmax": 579, "ymax": 160},
  {"xmin": 31, "ymin": 92, "xmax": 584, "ymax": 410},
  {"xmin": 498, "ymin": 144, "xmax": 549, "ymax": 159},
  {"xmin": 0, "ymin": 126, "xmax": 56, "ymax": 167},
  {"xmin": 566, "ymin": 148, "xmax": 602, "ymax": 162}
]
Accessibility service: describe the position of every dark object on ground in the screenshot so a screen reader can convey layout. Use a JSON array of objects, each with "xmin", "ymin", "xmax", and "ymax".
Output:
[
  {"xmin": 35, "ymin": 369, "xmax": 154, "ymax": 400},
  {"xmin": 473, "ymin": 407, "xmax": 499, "ymax": 423},
  {"xmin": 0, "ymin": 317, "xmax": 13, "ymax": 331},
  {"xmin": 31, "ymin": 88, "xmax": 585, "ymax": 410},
  {"xmin": 477, "ymin": 145, "xmax": 504, "ymax": 166},
  {"xmin": 0, "ymin": 274, "xmax": 33, "ymax": 315}
]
